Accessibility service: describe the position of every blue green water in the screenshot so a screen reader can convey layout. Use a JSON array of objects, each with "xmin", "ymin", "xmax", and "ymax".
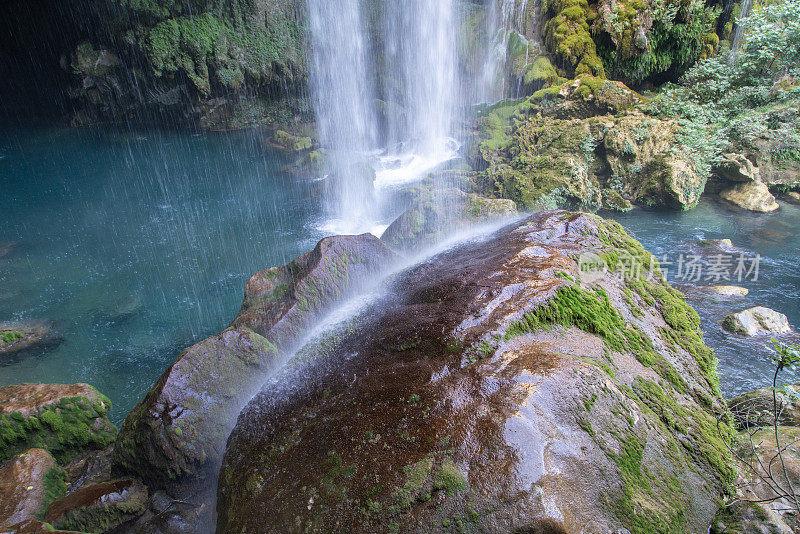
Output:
[
  {"xmin": 0, "ymin": 125, "xmax": 325, "ymax": 422},
  {"xmin": 611, "ymin": 200, "xmax": 800, "ymax": 395},
  {"xmin": 1, "ymin": 126, "xmax": 798, "ymax": 424}
]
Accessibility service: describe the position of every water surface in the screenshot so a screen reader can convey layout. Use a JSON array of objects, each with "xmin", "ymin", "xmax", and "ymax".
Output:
[{"xmin": 0, "ymin": 125, "xmax": 324, "ymax": 421}]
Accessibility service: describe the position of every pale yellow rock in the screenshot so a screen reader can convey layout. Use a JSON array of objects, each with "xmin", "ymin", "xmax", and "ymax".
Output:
[
  {"xmin": 720, "ymin": 181, "xmax": 779, "ymax": 212},
  {"xmin": 709, "ymin": 285, "xmax": 748, "ymax": 296}
]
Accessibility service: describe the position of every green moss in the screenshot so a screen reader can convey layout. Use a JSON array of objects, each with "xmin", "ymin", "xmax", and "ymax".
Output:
[
  {"xmin": 432, "ymin": 458, "xmax": 468, "ymax": 496},
  {"xmin": 392, "ymin": 458, "xmax": 433, "ymax": 509},
  {"xmin": 39, "ymin": 466, "xmax": 68, "ymax": 519},
  {"xmin": 0, "ymin": 330, "xmax": 25, "ymax": 345},
  {"xmin": 0, "ymin": 395, "xmax": 116, "ymax": 464},
  {"xmin": 542, "ymin": 0, "xmax": 605, "ymax": 78},
  {"xmin": 632, "ymin": 377, "xmax": 734, "ymax": 485}
]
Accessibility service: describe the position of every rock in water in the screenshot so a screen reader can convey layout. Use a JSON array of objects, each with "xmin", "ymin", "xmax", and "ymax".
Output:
[
  {"xmin": 218, "ymin": 211, "xmax": 732, "ymax": 533},
  {"xmin": 0, "ymin": 322, "xmax": 63, "ymax": 364},
  {"xmin": 113, "ymin": 234, "xmax": 397, "ymax": 492},
  {"xmin": 719, "ymin": 181, "xmax": 779, "ymax": 212},
  {"xmin": 0, "ymin": 449, "xmax": 61, "ymax": 529},
  {"xmin": 0, "ymin": 383, "xmax": 116, "ymax": 464},
  {"xmin": 709, "ymin": 285, "xmax": 749, "ymax": 296},
  {"xmin": 728, "ymin": 383, "xmax": 800, "ymax": 429},
  {"xmin": 722, "ymin": 307, "xmax": 793, "ymax": 336}
]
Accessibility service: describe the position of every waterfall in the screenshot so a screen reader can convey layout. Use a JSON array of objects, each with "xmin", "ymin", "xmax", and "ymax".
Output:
[
  {"xmin": 479, "ymin": 0, "xmax": 532, "ymax": 102},
  {"xmin": 383, "ymin": 1, "xmax": 459, "ymax": 156},
  {"xmin": 307, "ymin": 0, "xmax": 379, "ymax": 233},
  {"xmin": 307, "ymin": 0, "xmax": 461, "ymax": 235},
  {"xmin": 730, "ymin": 0, "xmax": 753, "ymax": 56}
]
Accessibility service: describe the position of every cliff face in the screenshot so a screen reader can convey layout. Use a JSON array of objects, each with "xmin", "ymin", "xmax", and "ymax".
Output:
[
  {"xmin": 0, "ymin": 0, "xmax": 311, "ymax": 129},
  {"xmin": 64, "ymin": 0, "xmax": 311, "ymax": 129}
]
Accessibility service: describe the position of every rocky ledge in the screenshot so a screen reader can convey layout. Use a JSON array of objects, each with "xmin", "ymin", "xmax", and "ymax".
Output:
[{"xmin": 217, "ymin": 211, "xmax": 732, "ymax": 533}]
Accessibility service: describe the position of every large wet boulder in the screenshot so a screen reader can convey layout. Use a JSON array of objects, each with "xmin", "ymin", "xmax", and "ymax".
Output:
[
  {"xmin": 218, "ymin": 212, "xmax": 732, "ymax": 533},
  {"xmin": 382, "ymin": 186, "xmax": 516, "ymax": 253},
  {"xmin": 722, "ymin": 307, "xmax": 793, "ymax": 336},
  {"xmin": 114, "ymin": 234, "xmax": 397, "ymax": 491},
  {"xmin": 0, "ymin": 383, "xmax": 116, "ymax": 464},
  {"xmin": 0, "ymin": 449, "xmax": 63, "ymax": 529}
]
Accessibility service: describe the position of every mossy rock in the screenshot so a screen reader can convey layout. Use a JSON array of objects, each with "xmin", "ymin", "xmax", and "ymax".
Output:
[
  {"xmin": 0, "ymin": 384, "xmax": 116, "ymax": 465},
  {"xmin": 218, "ymin": 211, "xmax": 732, "ymax": 533}
]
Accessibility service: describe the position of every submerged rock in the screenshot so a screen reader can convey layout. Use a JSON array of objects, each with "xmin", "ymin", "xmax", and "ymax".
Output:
[
  {"xmin": 0, "ymin": 383, "xmax": 116, "ymax": 464},
  {"xmin": 722, "ymin": 307, "xmax": 793, "ymax": 336},
  {"xmin": 709, "ymin": 285, "xmax": 749, "ymax": 297},
  {"xmin": 218, "ymin": 212, "xmax": 731, "ymax": 533},
  {"xmin": 114, "ymin": 234, "xmax": 397, "ymax": 492},
  {"xmin": 0, "ymin": 449, "xmax": 62, "ymax": 529},
  {"xmin": 44, "ymin": 478, "xmax": 148, "ymax": 532},
  {"xmin": 786, "ymin": 191, "xmax": 800, "ymax": 204},
  {"xmin": 719, "ymin": 181, "xmax": 780, "ymax": 213},
  {"xmin": 0, "ymin": 322, "xmax": 63, "ymax": 364}
]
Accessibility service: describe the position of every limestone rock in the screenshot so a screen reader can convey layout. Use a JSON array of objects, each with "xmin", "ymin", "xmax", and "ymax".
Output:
[
  {"xmin": 44, "ymin": 478, "xmax": 148, "ymax": 532},
  {"xmin": 709, "ymin": 285, "xmax": 749, "ymax": 296},
  {"xmin": 0, "ymin": 322, "xmax": 63, "ymax": 364},
  {"xmin": 268, "ymin": 130, "xmax": 312, "ymax": 153},
  {"xmin": 715, "ymin": 154, "xmax": 759, "ymax": 182},
  {"xmin": 114, "ymin": 234, "xmax": 397, "ymax": 491},
  {"xmin": 0, "ymin": 383, "xmax": 116, "ymax": 463},
  {"xmin": 382, "ymin": 186, "xmax": 516, "ymax": 253},
  {"xmin": 0, "ymin": 449, "xmax": 61, "ymax": 529},
  {"xmin": 218, "ymin": 212, "xmax": 730, "ymax": 533},
  {"xmin": 722, "ymin": 307, "xmax": 793, "ymax": 336},
  {"xmin": 728, "ymin": 383, "xmax": 800, "ymax": 429},
  {"xmin": 720, "ymin": 181, "xmax": 779, "ymax": 212},
  {"xmin": 786, "ymin": 191, "xmax": 800, "ymax": 204}
]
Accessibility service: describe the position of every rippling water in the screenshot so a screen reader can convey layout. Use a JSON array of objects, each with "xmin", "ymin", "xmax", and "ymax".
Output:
[
  {"xmin": 611, "ymin": 200, "xmax": 800, "ymax": 397},
  {"xmin": 1, "ymin": 125, "xmax": 797, "ymax": 422},
  {"xmin": 0, "ymin": 125, "xmax": 325, "ymax": 421}
]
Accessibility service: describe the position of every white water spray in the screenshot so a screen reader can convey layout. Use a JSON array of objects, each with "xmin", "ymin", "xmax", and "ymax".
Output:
[{"xmin": 307, "ymin": 0, "xmax": 461, "ymax": 235}]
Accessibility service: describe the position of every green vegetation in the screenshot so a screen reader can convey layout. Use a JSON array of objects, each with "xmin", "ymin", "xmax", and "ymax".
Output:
[
  {"xmin": 432, "ymin": 458, "xmax": 468, "ymax": 495},
  {"xmin": 39, "ymin": 466, "xmax": 68, "ymax": 519},
  {"xmin": 0, "ymin": 395, "xmax": 116, "ymax": 464},
  {"xmin": 646, "ymin": 0, "xmax": 800, "ymax": 177},
  {"xmin": 0, "ymin": 330, "xmax": 24, "ymax": 345}
]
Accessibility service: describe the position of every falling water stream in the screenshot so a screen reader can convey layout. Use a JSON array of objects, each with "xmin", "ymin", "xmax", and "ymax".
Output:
[{"xmin": 307, "ymin": 0, "xmax": 462, "ymax": 235}]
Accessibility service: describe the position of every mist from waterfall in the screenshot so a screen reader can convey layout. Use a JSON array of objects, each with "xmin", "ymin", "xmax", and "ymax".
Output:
[{"xmin": 307, "ymin": 0, "xmax": 461, "ymax": 235}]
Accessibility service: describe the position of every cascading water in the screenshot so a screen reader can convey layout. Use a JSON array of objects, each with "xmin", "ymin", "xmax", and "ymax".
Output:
[
  {"xmin": 382, "ymin": 1, "xmax": 459, "ymax": 156},
  {"xmin": 479, "ymin": 0, "xmax": 534, "ymax": 102},
  {"xmin": 307, "ymin": 0, "xmax": 461, "ymax": 235},
  {"xmin": 307, "ymin": 0, "xmax": 378, "ymax": 234}
]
